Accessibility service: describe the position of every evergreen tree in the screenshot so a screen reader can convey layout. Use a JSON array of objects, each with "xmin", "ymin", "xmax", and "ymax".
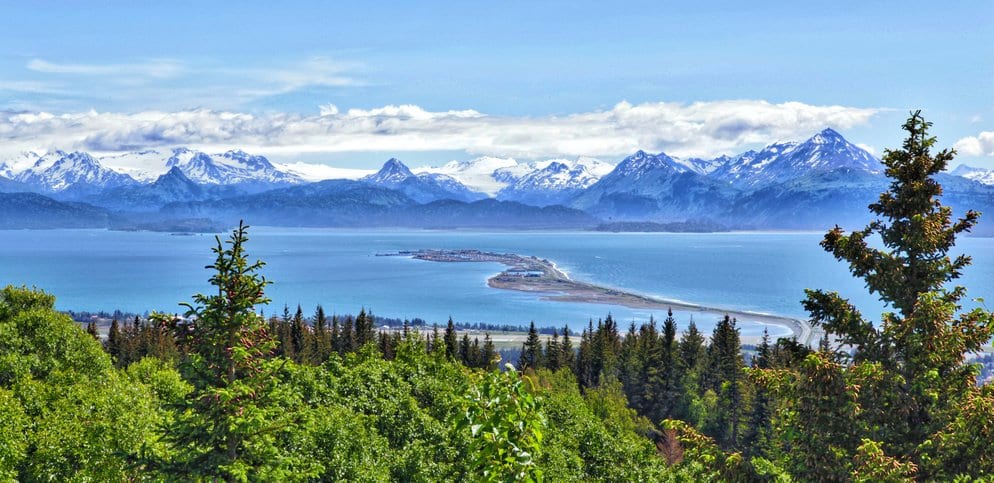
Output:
[
  {"xmin": 576, "ymin": 321, "xmax": 594, "ymax": 387},
  {"xmin": 678, "ymin": 320, "xmax": 706, "ymax": 380},
  {"xmin": 459, "ymin": 333, "xmax": 471, "ymax": 365},
  {"xmin": 313, "ymin": 305, "xmax": 330, "ymax": 363},
  {"xmin": 705, "ymin": 315, "xmax": 743, "ymax": 449},
  {"xmin": 291, "ymin": 304, "xmax": 310, "ymax": 363},
  {"xmin": 444, "ymin": 317, "xmax": 458, "ymax": 360},
  {"xmin": 431, "ymin": 324, "xmax": 445, "ymax": 356},
  {"xmin": 518, "ymin": 321, "xmax": 543, "ymax": 370},
  {"xmin": 157, "ymin": 221, "xmax": 306, "ymax": 479},
  {"xmin": 84, "ymin": 320, "xmax": 97, "ymax": 339},
  {"xmin": 106, "ymin": 318, "xmax": 122, "ymax": 364},
  {"xmin": 481, "ymin": 333, "xmax": 497, "ymax": 369},
  {"xmin": 743, "ymin": 329, "xmax": 772, "ymax": 458},
  {"xmin": 559, "ymin": 325, "xmax": 575, "ymax": 371},
  {"xmin": 355, "ymin": 309, "xmax": 376, "ymax": 348},
  {"xmin": 342, "ymin": 315, "xmax": 356, "ymax": 353},
  {"xmin": 545, "ymin": 328, "xmax": 561, "ymax": 371},
  {"xmin": 799, "ymin": 111, "xmax": 994, "ymax": 476},
  {"xmin": 645, "ymin": 309, "xmax": 682, "ymax": 423}
]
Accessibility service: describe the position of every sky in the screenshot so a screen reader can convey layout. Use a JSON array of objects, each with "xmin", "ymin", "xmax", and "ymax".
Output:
[{"xmin": 1, "ymin": 0, "xmax": 992, "ymax": 171}]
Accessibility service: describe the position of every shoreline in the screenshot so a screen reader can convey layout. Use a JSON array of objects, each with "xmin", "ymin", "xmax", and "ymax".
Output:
[{"xmin": 381, "ymin": 249, "xmax": 818, "ymax": 344}]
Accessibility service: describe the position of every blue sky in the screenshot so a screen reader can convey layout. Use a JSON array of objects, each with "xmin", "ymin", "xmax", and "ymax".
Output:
[{"xmin": 1, "ymin": 1, "xmax": 992, "ymax": 169}]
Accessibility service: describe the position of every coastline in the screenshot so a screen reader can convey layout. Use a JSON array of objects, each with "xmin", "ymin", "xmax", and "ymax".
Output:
[{"xmin": 383, "ymin": 249, "xmax": 818, "ymax": 344}]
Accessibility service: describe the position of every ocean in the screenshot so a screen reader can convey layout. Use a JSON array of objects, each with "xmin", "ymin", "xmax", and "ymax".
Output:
[{"xmin": 1, "ymin": 228, "xmax": 991, "ymax": 337}]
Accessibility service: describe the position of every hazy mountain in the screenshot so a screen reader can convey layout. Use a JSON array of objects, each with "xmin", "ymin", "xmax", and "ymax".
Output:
[
  {"xmin": 0, "ymin": 192, "xmax": 110, "ymax": 229},
  {"xmin": 90, "ymin": 167, "xmax": 245, "ymax": 211},
  {"xmin": 161, "ymin": 178, "xmax": 594, "ymax": 228},
  {"xmin": 363, "ymin": 158, "xmax": 487, "ymax": 203},
  {"xmin": 496, "ymin": 161, "xmax": 605, "ymax": 206},
  {"xmin": 569, "ymin": 150, "xmax": 737, "ymax": 220}
]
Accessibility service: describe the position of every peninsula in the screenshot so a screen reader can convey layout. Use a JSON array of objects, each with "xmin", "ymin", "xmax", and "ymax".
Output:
[{"xmin": 379, "ymin": 249, "xmax": 818, "ymax": 344}]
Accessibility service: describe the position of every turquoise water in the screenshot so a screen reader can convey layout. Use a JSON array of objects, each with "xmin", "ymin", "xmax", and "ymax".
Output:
[{"xmin": 1, "ymin": 228, "xmax": 991, "ymax": 337}]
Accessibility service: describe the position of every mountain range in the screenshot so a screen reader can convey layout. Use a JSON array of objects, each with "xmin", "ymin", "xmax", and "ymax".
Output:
[{"xmin": 1, "ymin": 129, "xmax": 992, "ymax": 233}]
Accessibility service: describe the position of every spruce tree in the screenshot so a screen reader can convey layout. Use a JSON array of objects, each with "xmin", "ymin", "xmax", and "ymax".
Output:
[
  {"xmin": 705, "ymin": 315, "xmax": 743, "ymax": 449},
  {"xmin": 459, "ymin": 333, "xmax": 472, "ymax": 365},
  {"xmin": 559, "ymin": 325, "xmax": 575, "ymax": 371},
  {"xmin": 313, "ymin": 305, "xmax": 330, "ymax": 363},
  {"xmin": 518, "ymin": 321, "xmax": 543, "ymax": 370},
  {"xmin": 444, "ymin": 317, "xmax": 458, "ymax": 360},
  {"xmin": 482, "ymin": 333, "xmax": 497, "ymax": 369},
  {"xmin": 157, "ymin": 221, "xmax": 306, "ymax": 480},
  {"xmin": 799, "ymin": 111, "xmax": 994, "ymax": 476},
  {"xmin": 342, "ymin": 315, "xmax": 356, "ymax": 353},
  {"xmin": 106, "ymin": 318, "xmax": 122, "ymax": 364},
  {"xmin": 545, "ymin": 328, "xmax": 561, "ymax": 371}
]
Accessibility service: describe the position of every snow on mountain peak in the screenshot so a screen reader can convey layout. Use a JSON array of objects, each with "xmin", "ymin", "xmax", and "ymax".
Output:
[
  {"xmin": 365, "ymin": 158, "xmax": 415, "ymax": 185},
  {"xmin": 951, "ymin": 164, "xmax": 994, "ymax": 185},
  {"xmin": 14, "ymin": 150, "xmax": 135, "ymax": 192}
]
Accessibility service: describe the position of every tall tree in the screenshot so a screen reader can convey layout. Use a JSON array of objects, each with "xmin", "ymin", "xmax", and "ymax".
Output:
[
  {"xmin": 545, "ymin": 328, "xmax": 561, "ymax": 371},
  {"xmin": 797, "ymin": 111, "xmax": 994, "ymax": 477},
  {"xmin": 444, "ymin": 317, "xmax": 458, "ymax": 360},
  {"xmin": 106, "ymin": 318, "xmax": 122, "ymax": 364},
  {"xmin": 705, "ymin": 315, "xmax": 743, "ymax": 449},
  {"xmin": 157, "ymin": 221, "xmax": 307, "ymax": 480},
  {"xmin": 518, "ymin": 321, "xmax": 543, "ymax": 371},
  {"xmin": 559, "ymin": 325, "xmax": 575, "ymax": 372}
]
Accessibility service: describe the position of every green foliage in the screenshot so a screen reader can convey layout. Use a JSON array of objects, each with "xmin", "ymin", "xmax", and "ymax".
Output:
[
  {"xmin": 796, "ymin": 111, "xmax": 994, "ymax": 478},
  {"xmin": 155, "ymin": 221, "xmax": 316, "ymax": 481},
  {"xmin": 0, "ymin": 285, "xmax": 160, "ymax": 481},
  {"xmin": 456, "ymin": 364, "xmax": 545, "ymax": 482},
  {"xmin": 0, "ymin": 388, "xmax": 28, "ymax": 480}
]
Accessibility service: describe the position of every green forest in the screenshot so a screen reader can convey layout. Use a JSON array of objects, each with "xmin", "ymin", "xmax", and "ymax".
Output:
[{"xmin": 2, "ymin": 113, "xmax": 993, "ymax": 481}]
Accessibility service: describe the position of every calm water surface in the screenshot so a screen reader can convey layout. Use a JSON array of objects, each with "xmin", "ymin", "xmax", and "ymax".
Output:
[{"xmin": 1, "ymin": 228, "xmax": 991, "ymax": 336}]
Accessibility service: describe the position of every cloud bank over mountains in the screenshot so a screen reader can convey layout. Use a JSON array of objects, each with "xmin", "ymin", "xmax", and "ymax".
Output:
[
  {"xmin": 1, "ymin": 100, "xmax": 879, "ymax": 167},
  {"xmin": 955, "ymin": 131, "xmax": 994, "ymax": 157}
]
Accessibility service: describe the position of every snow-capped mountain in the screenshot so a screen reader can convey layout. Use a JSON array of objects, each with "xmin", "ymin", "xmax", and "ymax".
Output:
[
  {"xmin": 416, "ymin": 156, "xmax": 613, "ymax": 196},
  {"xmin": 364, "ymin": 158, "xmax": 416, "ymax": 186},
  {"xmin": 416, "ymin": 156, "xmax": 520, "ymax": 195},
  {"xmin": 678, "ymin": 155, "xmax": 731, "ymax": 175},
  {"xmin": 496, "ymin": 160, "xmax": 606, "ymax": 206},
  {"xmin": 90, "ymin": 166, "xmax": 248, "ymax": 212},
  {"xmin": 164, "ymin": 148, "xmax": 302, "ymax": 186},
  {"xmin": 14, "ymin": 151, "xmax": 136, "ymax": 194},
  {"xmin": 711, "ymin": 128, "xmax": 880, "ymax": 188},
  {"xmin": 362, "ymin": 158, "xmax": 487, "ymax": 203},
  {"xmin": 569, "ymin": 150, "xmax": 736, "ymax": 220},
  {"xmin": 97, "ymin": 148, "xmax": 304, "ymax": 187},
  {"xmin": 952, "ymin": 164, "xmax": 994, "ymax": 185}
]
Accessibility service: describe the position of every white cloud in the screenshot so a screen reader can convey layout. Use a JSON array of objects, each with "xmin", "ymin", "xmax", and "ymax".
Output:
[
  {"xmin": 0, "ymin": 100, "xmax": 880, "ymax": 162},
  {"xmin": 27, "ymin": 58, "xmax": 185, "ymax": 79},
  {"xmin": 12, "ymin": 57, "xmax": 363, "ymax": 110},
  {"xmin": 954, "ymin": 131, "xmax": 994, "ymax": 157}
]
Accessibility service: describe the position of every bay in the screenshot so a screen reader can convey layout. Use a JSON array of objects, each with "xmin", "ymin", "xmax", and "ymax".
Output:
[{"xmin": 1, "ymin": 228, "xmax": 991, "ymax": 337}]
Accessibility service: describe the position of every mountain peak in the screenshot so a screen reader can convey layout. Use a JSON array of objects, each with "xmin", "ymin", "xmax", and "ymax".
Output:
[
  {"xmin": 810, "ymin": 127, "xmax": 845, "ymax": 144},
  {"xmin": 368, "ymin": 158, "xmax": 414, "ymax": 182}
]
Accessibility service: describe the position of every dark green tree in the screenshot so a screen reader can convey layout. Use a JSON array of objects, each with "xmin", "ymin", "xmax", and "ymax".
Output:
[
  {"xmin": 559, "ymin": 326, "xmax": 575, "ymax": 372},
  {"xmin": 444, "ymin": 317, "xmax": 458, "ymax": 360},
  {"xmin": 519, "ymin": 321, "xmax": 543, "ymax": 371},
  {"xmin": 801, "ymin": 112, "xmax": 994, "ymax": 476},
  {"xmin": 545, "ymin": 328, "xmax": 561, "ymax": 371},
  {"xmin": 157, "ymin": 222, "xmax": 310, "ymax": 480}
]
